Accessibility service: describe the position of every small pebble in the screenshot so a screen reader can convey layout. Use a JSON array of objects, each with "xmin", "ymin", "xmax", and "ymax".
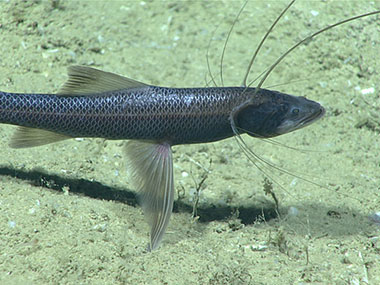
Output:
[
  {"xmin": 288, "ymin": 206, "xmax": 299, "ymax": 217},
  {"xmin": 361, "ymin": 87, "xmax": 375, "ymax": 95},
  {"xmin": 369, "ymin": 212, "xmax": 380, "ymax": 225},
  {"xmin": 181, "ymin": 171, "xmax": 188, "ymax": 178},
  {"xmin": 310, "ymin": 10, "xmax": 319, "ymax": 17}
]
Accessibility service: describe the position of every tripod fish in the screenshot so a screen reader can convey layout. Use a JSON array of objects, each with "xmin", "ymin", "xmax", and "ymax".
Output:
[
  {"xmin": 0, "ymin": 65, "xmax": 324, "ymax": 250},
  {"xmin": 6, "ymin": 0, "xmax": 378, "ymax": 251}
]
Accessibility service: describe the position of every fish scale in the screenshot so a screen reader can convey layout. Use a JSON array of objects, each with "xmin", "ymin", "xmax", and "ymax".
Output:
[{"xmin": 0, "ymin": 86, "xmax": 255, "ymax": 144}]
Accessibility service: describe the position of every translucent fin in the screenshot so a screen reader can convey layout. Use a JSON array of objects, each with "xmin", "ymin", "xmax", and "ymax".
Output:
[
  {"xmin": 10, "ymin": 127, "xmax": 70, "ymax": 148},
  {"xmin": 124, "ymin": 140, "xmax": 174, "ymax": 251},
  {"xmin": 57, "ymin": 65, "xmax": 148, "ymax": 96}
]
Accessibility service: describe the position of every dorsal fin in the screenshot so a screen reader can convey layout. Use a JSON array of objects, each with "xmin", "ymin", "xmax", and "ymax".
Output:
[{"xmin": 57, "ymin": 66, "xmax": 148, "ymax": 96}]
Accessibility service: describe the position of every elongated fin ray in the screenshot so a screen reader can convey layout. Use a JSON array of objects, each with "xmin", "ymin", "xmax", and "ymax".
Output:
[
  {"xmin": 10, "ymin": 127, "xmax": 70, "ymax": 148},
  {"xmin": 254, "ymin": 9, "xmax": 380, "ymax": 90},
  {"xmin": 57, "ymin": 66, "xmax": 148, "ymax": 96},
  {"xmin": 124, "ymin": 140, "xmax": 174, "ymax": 251},
  {"xmin": 242, "ymin": 0, "xmax": 295, "ymax": 87}
]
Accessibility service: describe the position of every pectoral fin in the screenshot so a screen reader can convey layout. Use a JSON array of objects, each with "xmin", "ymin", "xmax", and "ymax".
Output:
[{"xmin": 124, "ymin": 140, "xmax": 174, "ymax": 251}]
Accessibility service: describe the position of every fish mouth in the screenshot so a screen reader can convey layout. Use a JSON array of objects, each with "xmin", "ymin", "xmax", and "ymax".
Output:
[
  {"xmin": 276, "ymin": 105, "xmax": 325, "ymax": 135},
  {"xmin": 299, "ymin": 105, "xmax": 325, "ymax": 127},
  {"xmin": 299, "ymin": 106, "xmax": 326, "ymax": 128}
]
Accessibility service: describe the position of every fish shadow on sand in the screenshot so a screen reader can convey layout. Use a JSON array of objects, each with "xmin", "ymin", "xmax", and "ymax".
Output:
[
  {"xmin": 0, "ymin": 165, "xmax": 277, "ymax": 224},
  {"xmin": 0, "ymin": 166, "xmax": 375, "ymax": 237}
]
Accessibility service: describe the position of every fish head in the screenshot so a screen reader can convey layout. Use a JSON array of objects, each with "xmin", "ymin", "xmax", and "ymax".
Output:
[{"xmin": 234, "ymin": 88, "xmax": 325, "ymax": 138}]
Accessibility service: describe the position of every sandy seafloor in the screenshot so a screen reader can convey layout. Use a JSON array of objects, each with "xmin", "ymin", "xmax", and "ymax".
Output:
[{"xmin": 1, "ymin": 0, "xmax": 380, "ymax": 284}]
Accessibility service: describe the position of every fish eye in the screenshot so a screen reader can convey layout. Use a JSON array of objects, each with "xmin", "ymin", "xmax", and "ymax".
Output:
[{"xmin": 292, "ymin": 108, "xmax": 300, "ymax": 115}]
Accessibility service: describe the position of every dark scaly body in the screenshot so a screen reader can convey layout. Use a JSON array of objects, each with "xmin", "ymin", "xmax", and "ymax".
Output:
[{"xmin": 0, "ymin": 86, "xmax": 253, "ymax": 145}]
